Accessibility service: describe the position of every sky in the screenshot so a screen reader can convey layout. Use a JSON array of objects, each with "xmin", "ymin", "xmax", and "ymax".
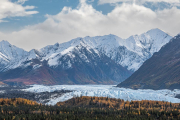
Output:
[{"xmin": 0, "ymin": 0, "xmax": 180, "ymax": 51}]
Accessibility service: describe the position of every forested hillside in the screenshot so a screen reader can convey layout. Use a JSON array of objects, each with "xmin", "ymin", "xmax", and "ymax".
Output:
[{"xmin": 0, "ymin": 97, "xmax": 180, "ymax": 119}]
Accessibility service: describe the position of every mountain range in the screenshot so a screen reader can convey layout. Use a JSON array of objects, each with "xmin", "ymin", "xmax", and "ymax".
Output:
[
  {"xmin": 0, "ymin": 28, "xmax": 172, "ymax": 85},
  {"xmin": 118, "ymin": 33, "xmax": 180, "ymax": 90}
]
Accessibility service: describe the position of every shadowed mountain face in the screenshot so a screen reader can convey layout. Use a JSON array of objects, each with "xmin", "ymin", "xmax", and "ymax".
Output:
[
  {"xmin": 118, "ymin": 34, "xmax": 180, "ymax": 90},
  {"xmin": 0, "ymin": 29, "xmax": 172, "ymax": 85},
  {"xmin": 0, "ymin": 44, "xmax": 132, "ymax": 85}
]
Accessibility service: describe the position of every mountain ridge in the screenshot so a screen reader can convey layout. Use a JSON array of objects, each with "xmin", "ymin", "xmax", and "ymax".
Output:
[
  {"xmin": 0, "ymin": 28, "xmax": 173, "ymax": 85},
  {"xmin": 117, "ymin": 33, "xmax": 180, "ymax": 90}
]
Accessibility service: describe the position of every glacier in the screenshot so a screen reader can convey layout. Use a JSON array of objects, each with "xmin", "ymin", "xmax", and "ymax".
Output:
[{"xmin": 24, "ymin": 85, "xmax": 180, "ymax": 105}]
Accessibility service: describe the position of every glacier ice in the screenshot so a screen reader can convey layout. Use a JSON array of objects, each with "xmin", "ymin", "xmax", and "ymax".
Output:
[{"xmin": 24, "ymin": 85, "xmax": 180, "ymax": 105}]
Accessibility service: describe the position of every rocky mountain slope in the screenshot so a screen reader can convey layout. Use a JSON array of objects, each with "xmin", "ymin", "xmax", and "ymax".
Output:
[
  {"xmin": 118, "ymin": 34, "xmax": 180, "ymax": 90},
  {"xmin": 0, "ymin": 28, "xmax": 172, "ymax": 85}
]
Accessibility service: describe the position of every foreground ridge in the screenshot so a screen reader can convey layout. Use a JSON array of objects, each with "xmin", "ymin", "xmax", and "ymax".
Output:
[{"xmin": 118, "ymin": 33, "xmax": 180, "ymax": 90}]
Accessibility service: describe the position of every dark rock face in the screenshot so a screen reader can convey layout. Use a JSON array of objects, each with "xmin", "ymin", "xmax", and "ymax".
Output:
[{"xmin": 118, "ymin": 34, "xmax": 180, "ymax": 90}]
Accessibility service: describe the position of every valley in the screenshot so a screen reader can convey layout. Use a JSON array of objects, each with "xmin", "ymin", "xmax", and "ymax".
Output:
[
  {"xmin": 1, "ymin": 0, "xmax": 180, "ymax": 119},
  {"xmin": 1, "ymin": 85, "xmax": 180, "ymax": 106},
  {"xmin": 0, "ymin": 25, "xmax": 180, "ymax": 120}
]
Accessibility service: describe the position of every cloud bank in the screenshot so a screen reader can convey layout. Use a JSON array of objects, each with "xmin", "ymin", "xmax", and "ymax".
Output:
[
  {"xmin": 0, "ymin": 0, "xmax": 38, "ymax": 22},
  {"xmin": 0, "ymin": 0, "xmax": 180, "ymax": 51},
  {"xmin": 98, "ymin": 0, "xmax": 180, "ymax": 5}
]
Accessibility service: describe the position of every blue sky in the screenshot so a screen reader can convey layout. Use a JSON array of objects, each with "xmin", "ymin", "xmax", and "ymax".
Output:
[
  {"xmin": 0, "ymin": 0, "xmax": 115, "ymax": 32},
  {"xmin": 0, "ymin": 0, "xmax": 180, "ymax": 50}
]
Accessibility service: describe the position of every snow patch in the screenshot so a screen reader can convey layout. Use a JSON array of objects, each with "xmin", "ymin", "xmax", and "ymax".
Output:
[
  {"xmin": 61, "ymin": 46, "xmax": 75, "ymax": 55},
  {"xmin": 33, "ymin": 64, "xmax": 42, "ymax": 70}
]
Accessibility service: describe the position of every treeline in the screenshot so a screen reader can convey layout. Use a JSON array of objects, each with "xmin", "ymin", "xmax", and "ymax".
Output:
[
  {"xmin": 0, "ymin": 97, "xmax": 180, "ymax": 120},
  {"xmin": 0, "ymin": 98, "xmax": 38, "ymax": 106},
  {"xmin": 57, "ymin": 96, "xmax": 180, "ymax": 111}
]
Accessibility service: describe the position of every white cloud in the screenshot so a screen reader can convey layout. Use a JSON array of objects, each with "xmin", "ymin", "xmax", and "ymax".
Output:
[
  {"xmin": 0, "ymin": 0, "xmax": 38, "ymax": 22},
  {"xmin": 0, "ymin": 0, "xmax": 180, "ymax": 51},
  {"xmin": 98, "ymin": 0, "xmax": 180, "ymax": 5},
  {"xmin": 16, "ymin": 0, "xmax": 28, "ymax": 4},
  {"xmin": 144, "ymin": 0, "xmax": 180, "ymax": 3}
]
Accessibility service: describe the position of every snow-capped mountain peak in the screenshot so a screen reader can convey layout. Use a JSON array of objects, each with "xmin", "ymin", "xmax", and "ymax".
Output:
[
  {"xmin": 0, "ymin": 40, "xmax": 11, "ymax": 45},
  {"xmin": 27, "ymin": 49, "xmax": 41, "ymax": 60},
  {"xmin": 0, "ymin": 29, "xmax": 174, "ymax": 85},
  {"xmin": 0, "ymin": 28, "xmax": 173, "ymax": 73},
  {"xmin": 38, "ymin": 28, "xmax": 172, "ymax": 72},
  {"xmin": 0, "ymin": 40, "xmax": 28, "ymax": 63},
  {"xmin": 84, "ymin": 34, "xmax": 123, "ymax": 47},
  {"xmin": 125, "ymin": 28, "xmax": 172, "ymax": 56}
]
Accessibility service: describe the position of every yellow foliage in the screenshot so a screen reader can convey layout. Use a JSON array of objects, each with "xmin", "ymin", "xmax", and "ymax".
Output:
[{"xmin": 0, "ymin": 98, "xmax": 39, "ymax": 106}]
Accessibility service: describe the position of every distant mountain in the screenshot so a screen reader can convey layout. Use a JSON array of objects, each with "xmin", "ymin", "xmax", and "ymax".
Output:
[
  {"xmin": 0, "ymin": 28, "xmax": 172, "ymax": 85},
  {"xmin": 117, "ymin": 33, "xmax": 180, "ymax": 90},
  {"xmin": 0, "ymin": 43, "xmax": 131, "ymax": 85}
]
